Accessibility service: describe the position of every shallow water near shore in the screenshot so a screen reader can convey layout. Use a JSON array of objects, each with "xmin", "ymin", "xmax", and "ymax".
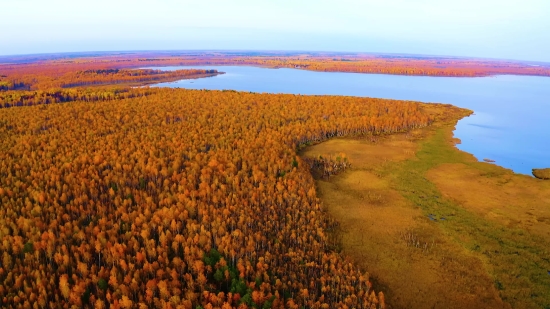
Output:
[{"xmin": 145, "ymin": 65, "xmax": 550, "ymax": 175}]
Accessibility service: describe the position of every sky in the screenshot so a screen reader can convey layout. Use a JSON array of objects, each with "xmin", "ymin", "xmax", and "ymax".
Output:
[{"xmin": 2, "ymin": 0, "xmax": 549, "ymax": 62}]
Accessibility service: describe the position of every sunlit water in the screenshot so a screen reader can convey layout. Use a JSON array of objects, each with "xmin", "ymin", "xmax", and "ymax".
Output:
[{"xmin": 145, "ymin": 65, "xmax": 550, "ymax": 176}]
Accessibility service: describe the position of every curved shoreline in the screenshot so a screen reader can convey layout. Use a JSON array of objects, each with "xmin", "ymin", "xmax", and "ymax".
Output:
[
  {"xmin": 300, "ymin": 104, "xmax": 550, "ymax": 308},
  {"xmin": 146, "ymin": 65, "xmax": 549, "ymax": 176}
]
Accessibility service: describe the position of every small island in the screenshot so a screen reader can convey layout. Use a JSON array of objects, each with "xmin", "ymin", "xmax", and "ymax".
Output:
[{"xmin": 533, "ymin": 168, "xmax": 550, "ymax": 179}]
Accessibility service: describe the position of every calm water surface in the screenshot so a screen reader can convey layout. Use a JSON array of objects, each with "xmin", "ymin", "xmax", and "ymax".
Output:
[{"xmin": 146, "ymin": 66, "xmax": 550, "ymax": 175}]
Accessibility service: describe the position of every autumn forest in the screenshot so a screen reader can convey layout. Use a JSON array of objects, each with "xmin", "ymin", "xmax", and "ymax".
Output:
[
  {"xmin": 0, "ymin": 53, "xmax": 447, "ymax": 309},
  {"xmin": 0, "ymin": 52, "xmax": 548, "ymax": 309}
]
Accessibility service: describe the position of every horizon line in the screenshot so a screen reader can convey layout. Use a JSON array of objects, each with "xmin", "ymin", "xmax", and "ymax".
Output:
[{"xmin": 1, "ymin": 49, "xmax": 549, "ymax": 65}]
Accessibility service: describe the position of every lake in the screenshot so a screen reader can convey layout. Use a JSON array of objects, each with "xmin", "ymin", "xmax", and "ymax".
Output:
[{"xmin": 145, "ymin": 65, "xmax": 550, "ymax": 176}]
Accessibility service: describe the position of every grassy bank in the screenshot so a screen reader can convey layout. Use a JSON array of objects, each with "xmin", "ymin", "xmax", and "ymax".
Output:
[{"xmin": 301, "ymin": 104, "xmax": 550, "ymax": 309}]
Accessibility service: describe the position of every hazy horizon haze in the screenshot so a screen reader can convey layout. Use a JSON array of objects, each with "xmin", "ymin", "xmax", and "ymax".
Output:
[{"xmin": 2, "ymin": 0, "xmax": 549, "ymax": 62}]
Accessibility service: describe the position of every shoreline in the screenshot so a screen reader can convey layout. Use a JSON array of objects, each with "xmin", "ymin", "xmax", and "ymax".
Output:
[
  {"xmin": 300, "ymin": 103, "xmax": 550, "ymax": 308},
  {"xmin": 62, "ymin": 72, "xmax": 225, "ymax": 89},
  {"xmin": 144, "ymin": 66, "xmax": 545, "ymax": 177}
]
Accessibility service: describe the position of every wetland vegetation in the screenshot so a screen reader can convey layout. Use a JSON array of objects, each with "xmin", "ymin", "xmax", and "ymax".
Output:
[{"xmin": 301, "ymin": 104, "xmax": 550, "ymax": 309}]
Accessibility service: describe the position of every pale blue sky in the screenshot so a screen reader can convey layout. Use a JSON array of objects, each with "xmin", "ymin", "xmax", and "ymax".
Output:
[{"xmin": 2, "ymin": 0, "xmax": 549, "ymax": 61}]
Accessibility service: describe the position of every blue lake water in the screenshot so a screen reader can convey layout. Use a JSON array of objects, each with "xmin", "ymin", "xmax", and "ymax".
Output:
[{"xmin": 145, "ymin": 65, "xmax": 550, "ymax": 176}]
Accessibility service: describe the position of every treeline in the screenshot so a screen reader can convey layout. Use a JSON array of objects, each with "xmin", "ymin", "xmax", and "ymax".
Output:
[
  {"xmin": 3, "ymin": 54, "xmax": 550, "ymax": 92},
  {"xmin": 0, "ymin": 87, "xmax": 437, "ymax": 308},
  {"xmin": 4, "ymin": 53, "xmax": 548, "ymax": 79},
  {"xmin": 228, "ymin": 57, "xmax": 550, "ymax": 77},
  {"xmin": 59, "ymin": 69, "xmax": 220, "ymax": 88},
  {"xmin": 0, "ymin": 63, "xmax": 220, "ymax": 90},
  {"xmin": 0, "ymin": 88, "xmax": 154, "ymax": 108}
]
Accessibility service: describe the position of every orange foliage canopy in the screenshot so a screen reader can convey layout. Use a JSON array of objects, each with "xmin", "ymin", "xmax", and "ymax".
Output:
[
  {"xmin": 0, "ymin": 63, "xmax": 219, "ymax": 90},
  {"xmin": 0, "ymin": 88, "xmax": 153, "ymax": 108},
  {"xmin": 0, "ymin": 83, "xmax": 440, "ymax": 307}
]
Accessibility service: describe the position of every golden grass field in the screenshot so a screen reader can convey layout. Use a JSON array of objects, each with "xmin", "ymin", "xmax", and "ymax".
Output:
[{"xmin": 301, "ymin": 104, "xmax": 550, "ymax": 309}]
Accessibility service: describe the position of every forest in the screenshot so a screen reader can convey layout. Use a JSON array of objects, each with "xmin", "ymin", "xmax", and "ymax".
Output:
[
  {"xmin": 0, "ymin": 65, "xmax": 219, "ymax": 91},
  {"xmin": 0, "ymin": 58, "xmax": 440, "ymax": 308},
  {"xmin": 2, "ymin": 51, "xmax": 549, "ymax": 81},
  {"xmin": 2, "ymin": 52, "xmax": 550, "ymax": 93}
]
